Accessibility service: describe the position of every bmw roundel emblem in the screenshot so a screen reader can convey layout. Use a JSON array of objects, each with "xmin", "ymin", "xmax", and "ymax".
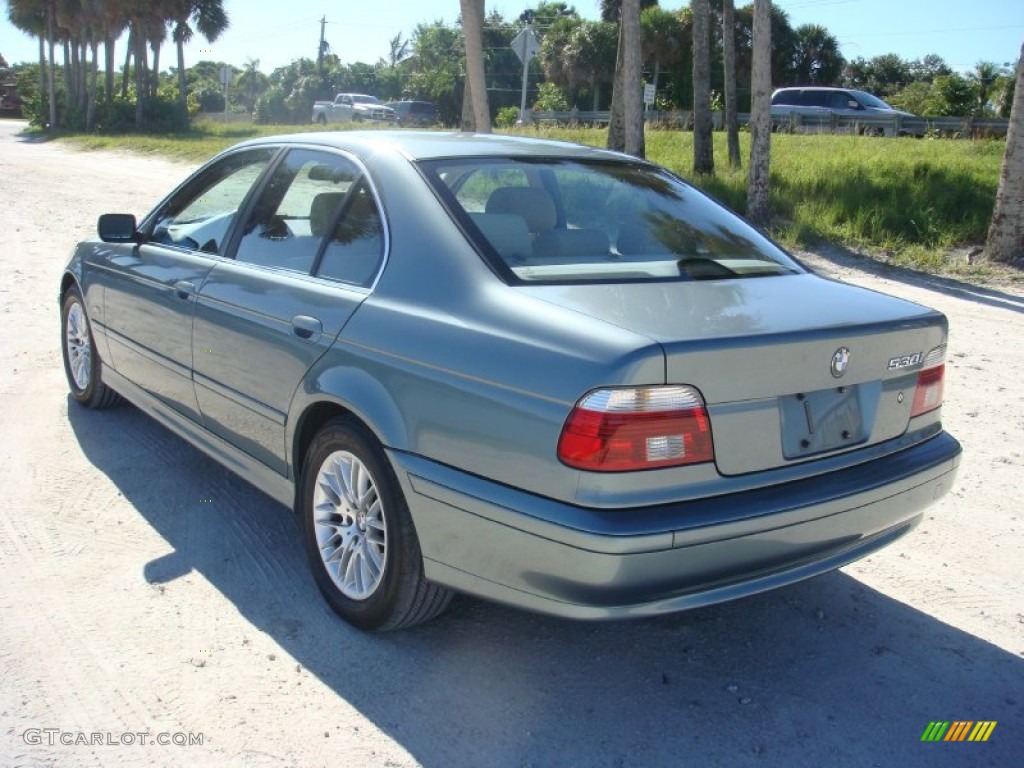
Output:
[{"xmin": 831, "ymin": 347, "xmax": 851, "ymax": 378}]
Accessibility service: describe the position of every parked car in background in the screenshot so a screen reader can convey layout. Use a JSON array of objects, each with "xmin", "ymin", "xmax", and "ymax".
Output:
[
  {"xmin": 61, "ymin": 131, "xmax": 960, "ymax": 632},
  {"xmin": 312, "ymin": 93, "xmax": 395, "ymax": 125},
  {"xmin": 771, "ymin": 87, "xmax": 920, "ymax": 136},
  {"xmin": 384, "ymin": 100, "xmax": 438, "ymax": 127}
]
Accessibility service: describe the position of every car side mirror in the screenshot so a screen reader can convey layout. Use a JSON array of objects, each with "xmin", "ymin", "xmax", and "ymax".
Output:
[
  {"xmin": 847, "ymin": 99, "xmax": 861, "ymax": 110},
  {"xmin": 98, "ymin": 213, "xmax": 139, "ymax": 243}
]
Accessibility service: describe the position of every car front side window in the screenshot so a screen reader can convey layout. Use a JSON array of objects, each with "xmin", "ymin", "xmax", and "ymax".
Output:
[{"xmin": 148, "ymin": 148, "xmax": 275, "ymax": 254}]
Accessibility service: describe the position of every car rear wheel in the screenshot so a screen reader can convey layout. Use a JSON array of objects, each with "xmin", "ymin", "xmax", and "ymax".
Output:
[
  {"xmin": 61, "ymin": 285, "xmax": 120, "ymax": 409},
  {"xmin": 300, "ymin": 417, "xmax": 452, "ymax": 631},
  {"xmin": 316, "ymin": 114, "xmax": 327, "ymax": 126}
]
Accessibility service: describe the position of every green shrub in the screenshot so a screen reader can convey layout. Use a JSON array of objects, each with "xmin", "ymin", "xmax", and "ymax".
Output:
[{"xmin": 495, "ymin": 106, "xmax": 519, "ymax": 128}]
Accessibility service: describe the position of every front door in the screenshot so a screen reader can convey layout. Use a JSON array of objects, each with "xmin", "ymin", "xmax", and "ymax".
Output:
[
  {"xmin": 192, "ymin": 148, "xmax": 387, "ymax": 474},
  {"xmin": 100, "ymin": 147, "xmax": 277, "ymax": 421}
]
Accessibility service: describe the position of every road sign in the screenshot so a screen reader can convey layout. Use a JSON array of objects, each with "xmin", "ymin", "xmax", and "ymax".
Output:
[
  {"xmin": 511, "ymin": 28, "xmax": 540, "ymax": 64},
  {"xmin": 643, "ymin": 83, "xmax": 656, "ymax": 106}
]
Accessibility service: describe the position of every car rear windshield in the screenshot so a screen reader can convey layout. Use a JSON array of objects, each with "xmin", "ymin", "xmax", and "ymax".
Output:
[{"xmin": 420, "ymin": 157, "xmax": 801, "ymax": 283}]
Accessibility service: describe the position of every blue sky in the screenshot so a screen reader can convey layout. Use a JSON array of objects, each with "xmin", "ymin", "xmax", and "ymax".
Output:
[{"xmin": 1, "ymin": 1, "xmax": 1022, "ymax": 74}]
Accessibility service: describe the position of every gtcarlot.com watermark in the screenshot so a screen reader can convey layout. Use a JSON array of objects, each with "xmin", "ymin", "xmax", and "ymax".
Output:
[{"xmin": 23, "ymin": 728, "xmax": 203, "ymax": 747}]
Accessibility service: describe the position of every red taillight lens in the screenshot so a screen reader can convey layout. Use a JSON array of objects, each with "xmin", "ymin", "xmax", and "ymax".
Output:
[
  {"xmin": 910, "ymin": 363, "xmax": 945, "ymax": 417},
  {"xmin": 558, "ymin": 386, "xmax": 715, "ymax": 471}
]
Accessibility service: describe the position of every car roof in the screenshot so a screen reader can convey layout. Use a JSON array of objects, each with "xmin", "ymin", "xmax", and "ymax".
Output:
[
  {"xmin": 774, "ymin": 86, "xmax": 849, "ymax": 93},
  {"xmin": 230, "ymin": 131, "xmax": 635, "ymax": 163}
]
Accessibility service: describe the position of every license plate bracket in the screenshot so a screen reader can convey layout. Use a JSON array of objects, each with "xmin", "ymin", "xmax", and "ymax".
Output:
[{"xmin": 779, "ymin": 385, "xmax": 865, "ymax": 459}]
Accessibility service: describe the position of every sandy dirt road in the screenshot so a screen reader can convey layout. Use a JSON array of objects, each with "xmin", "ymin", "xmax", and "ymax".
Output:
[{"xmin": 0, "ymin": 119, "xmax": 1021, "ymax": 767}]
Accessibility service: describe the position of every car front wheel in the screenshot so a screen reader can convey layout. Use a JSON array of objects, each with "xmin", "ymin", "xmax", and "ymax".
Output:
[
  {"xmin": 300, "ymin": 417, "xmax": 452, "ymax": 631},
  {"xmin": 61, "ymin": 285, "xmax": 120, "ymax": 409}
]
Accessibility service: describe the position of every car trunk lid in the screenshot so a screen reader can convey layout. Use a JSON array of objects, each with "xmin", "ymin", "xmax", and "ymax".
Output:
[{"xmin": 521, "ymin": 274, "xmax": 947, "ymax": 475}]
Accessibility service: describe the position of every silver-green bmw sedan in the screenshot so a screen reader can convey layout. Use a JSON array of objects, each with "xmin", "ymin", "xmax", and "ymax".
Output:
[{"xmin": 60, "ymin": 132, "xmax": 961, "ymax": 630}]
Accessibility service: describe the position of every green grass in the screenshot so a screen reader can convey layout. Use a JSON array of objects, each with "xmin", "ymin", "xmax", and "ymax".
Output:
[{"xmin": 48, "ymin": 120, "xmax": 1006, "ymax": 273}]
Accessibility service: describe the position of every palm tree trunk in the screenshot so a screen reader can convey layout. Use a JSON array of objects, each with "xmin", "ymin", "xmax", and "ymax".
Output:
[
  {"xmin": 134, "ymin": 27, "xmax": 147, "ymax": 128},
  {"xmin": 104, "ymin": 35, "xmax": 115, "ymax": 104},
  {"xmin": 63, "ymin": 41, "xmax": 74, "ymax": 113},
  {"xmin": 151, "ymin": 40, "xmax": 160, "ymax": 101},
  {"xmin": 460, "ymin": 0, "xmax": 490, "ymax": 132},
  {"xmin": 692, "ymin": 0, "xmax": 714, "ymax": 175},
  {"xmin": 461, "ymin": 76, "xmax": 475, "ymax": 131},
  {"xmin": 622, "ymin": 0, "xmax": 644, "ymax": 158},
  {"xmin": 984, "ymin": 40, "xmax": 1024, "ymax": 263},
  {"xmin": 37, "ymin": 34, "xmax": 46, "ymax": 118},
  {"xmin": 723, "ymin": 0, "xmax": 741, "ymax": 169},
  {"xmin": 86, "ymin": 40, "xmax": 98, "ymax": 130},
  {"xmin": 78, "ymin": 40, "xmax": 88, "ymax": 112},
  {"xmin": 746, "ymin": 0, "xmax": 772, "ymax": 224},
  {"xmin": 121, "ymin": 29, "xmax": 132, "ymax": 98},
  {"xmin": 177, "ymin": 37, "xmax": 189, "ymax": 129},
  {"xmin": 607, "ymin": 20, "xmax": 626, "ymax": 152},
  {"xmin": 46, "ymin": 4, "xmax": 57, "ymax": 129}
]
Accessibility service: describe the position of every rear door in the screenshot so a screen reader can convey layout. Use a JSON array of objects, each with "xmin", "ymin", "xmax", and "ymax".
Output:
[
  {"xmin": 100, "ymin": 147, "xmax": 276, "ymax": 421},
  {"xmin": 192, "ymin": 148, "xmax": 387, "ymax": 474}
]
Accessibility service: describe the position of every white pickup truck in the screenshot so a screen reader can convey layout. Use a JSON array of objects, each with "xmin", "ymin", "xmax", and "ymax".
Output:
[{"xmin": 311, "ymin": 94, "xmax": 396, "ymax": 125}]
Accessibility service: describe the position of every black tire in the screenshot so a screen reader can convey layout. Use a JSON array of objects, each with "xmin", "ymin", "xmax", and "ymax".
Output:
[
  {"xmin": 300, "ymin": 417, "xmax": 452, "ymax": 631},
  {"xmin": 316, "ymin": 114, "xmax": 327, "ymax": 126},
  {"xmin": 61, "ymin": 285, "xmax": 120, "ymax": 409}
]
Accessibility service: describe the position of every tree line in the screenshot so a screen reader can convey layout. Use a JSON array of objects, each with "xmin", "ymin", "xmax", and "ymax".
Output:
[
  {"xmin": 5, "ymin": 0, "xmax": 229, "ymax": 131},
  {"xmin": 5, "ymin": 1, "xmax": 1016, "ymax": 132}
]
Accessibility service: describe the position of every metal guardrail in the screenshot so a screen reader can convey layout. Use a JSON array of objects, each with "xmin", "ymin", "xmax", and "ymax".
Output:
[{"xmin": 528, "ymin": 109, "xmax": 1010, "ymax": 138}]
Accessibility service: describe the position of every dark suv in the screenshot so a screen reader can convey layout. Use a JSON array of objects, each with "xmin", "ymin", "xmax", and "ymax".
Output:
[{"xmin": 384, "ymin": 100, "xmax": 438, "ymax": 127}]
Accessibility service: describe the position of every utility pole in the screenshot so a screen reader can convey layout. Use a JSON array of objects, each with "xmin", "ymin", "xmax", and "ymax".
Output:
[{"xmin": 317, "ymin": 16, "xmax": 327, "ymax": 76}]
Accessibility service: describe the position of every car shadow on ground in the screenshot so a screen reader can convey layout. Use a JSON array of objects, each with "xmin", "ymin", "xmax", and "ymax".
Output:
[
  {"xmin": 800, "ymin": 243, "xmax": 1024, "ymax": 316},
  {"xmin": 68, "ymin": 401, "xmax": 1021, "ymax": 767}
]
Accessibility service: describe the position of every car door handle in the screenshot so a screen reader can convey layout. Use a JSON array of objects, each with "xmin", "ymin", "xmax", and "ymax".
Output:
[
  {"xmin": 291, "ymin": 315, "xmax": 323, "ymax": 340},
  {"xmin": 173, "ymin": 280, "xmax": 196, "ymax": 300}
]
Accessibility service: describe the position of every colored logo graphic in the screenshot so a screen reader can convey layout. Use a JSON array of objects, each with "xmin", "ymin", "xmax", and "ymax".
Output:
[{"xmin": 921, "ymin": 721, "xmax": 997, "ymax": 742}]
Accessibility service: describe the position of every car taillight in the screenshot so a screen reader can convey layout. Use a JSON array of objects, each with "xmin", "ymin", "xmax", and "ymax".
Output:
[
  {"xmin": 910, "ymin": 345, "xmax": 946, "ymax": 418},
  {"xmin": 557, "ymin": 386, "xmax": 714, "ymax": 471}
]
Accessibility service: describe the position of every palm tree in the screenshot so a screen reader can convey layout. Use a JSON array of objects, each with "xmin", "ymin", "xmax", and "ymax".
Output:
[
  {"xmin": 460, "ymin": 0, "xmax": 490, "ymax": 131},
  {"xmin": 599, "ymin": 0, "xmax": 657, "ymax": 23},
  {"xmin": 985, "ymin": 41, "xmax": 1023, "ymax": 264},
  {"xmin": 792, "ymin": 23, "xmax": 844, "ymax": 85},
  {"xmin": 6, "ymin": 0, "xmax": 48, "ymax": 124},
  {"xmin": 236, "ymin": 58, "xmax": 268, "ymax": 113},
  {"xmin": 973, "ymin": 61, "xmax": 1000, "ymax": 115},
  {"xmin": 722, "ymin": 0, "xmax": 740, "ymax": 168},
  {"xmin": 640, "ymin": 6, "xmax": 686, "ymax": 111},
  {"xmin": 171, "ymin": 0, "xmax": 229, "ymax": 128},
  {"xmin": 691, "ymin": 0, "xmax": 713, "ymax": 174},
  {"xmin": 100, "ymin": 0, "xmax": 128, "ymax": 106},
  {"xmin": 746, "ymin": 0, "xmax": 771, "ymax": 224}
]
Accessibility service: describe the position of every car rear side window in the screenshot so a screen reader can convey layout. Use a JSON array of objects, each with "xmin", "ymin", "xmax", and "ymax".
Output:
[
  {"xmin": 422, "ymin": 158, "xmax": 802, "ymax": 284},
  {"xmin": 802, "ymin": 90, "xmax": 829, "ymax": 107},
  {"xmin": 314, "ymin": 179, "xmax": 385, "ymax": 288}
]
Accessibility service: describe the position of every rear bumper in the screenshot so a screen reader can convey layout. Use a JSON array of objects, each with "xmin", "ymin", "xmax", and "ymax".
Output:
[{"xmin": 390, "ymin": 432, "xmax": 961, "ymax": 620}]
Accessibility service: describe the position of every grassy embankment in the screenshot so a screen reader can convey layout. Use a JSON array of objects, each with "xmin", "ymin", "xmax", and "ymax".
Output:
[{"xmin": 58, "ymin": 120, "xmax": 1006, "ymax": 274}]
